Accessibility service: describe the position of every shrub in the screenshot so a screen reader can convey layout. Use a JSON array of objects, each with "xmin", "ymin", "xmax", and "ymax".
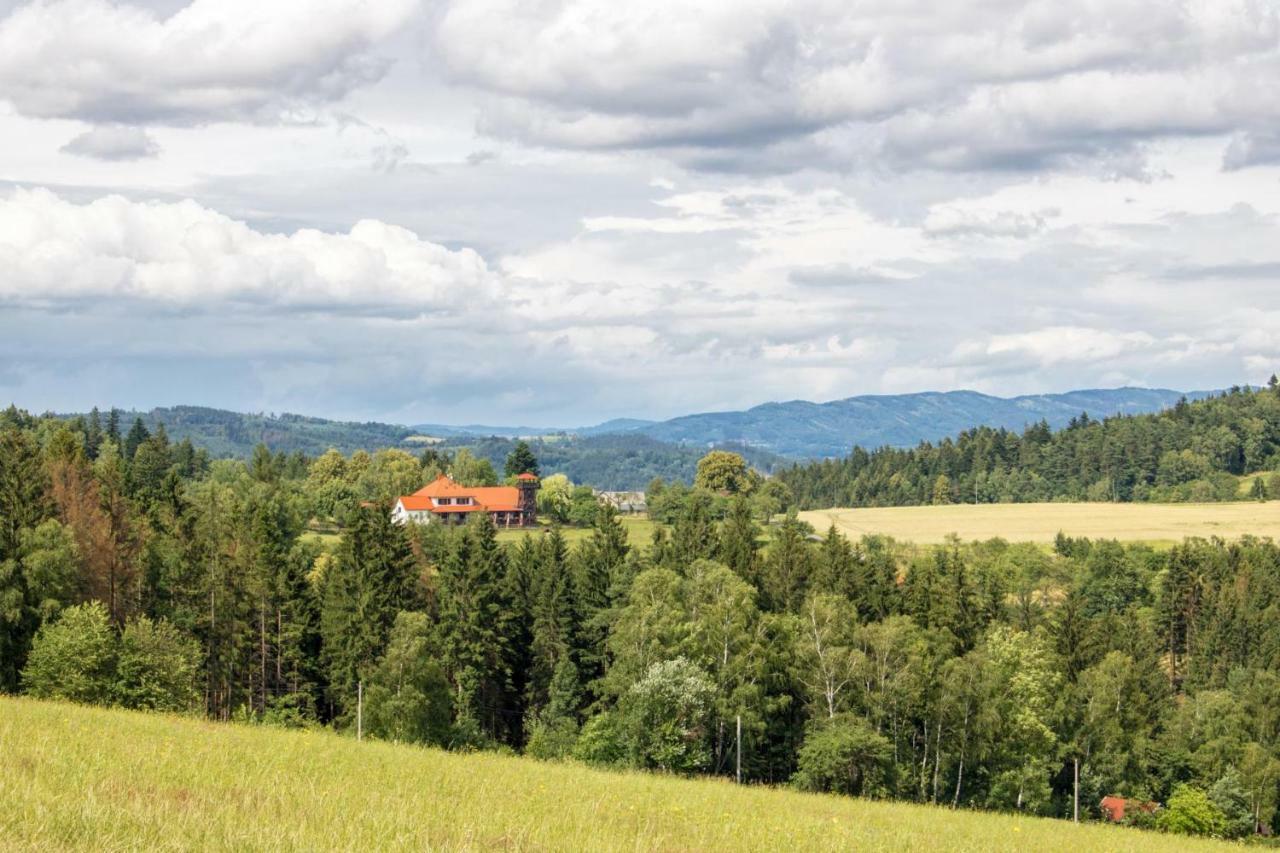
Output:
[
  {"xmin": 21, "ymin": 602, "xmax": 116, "ymax": 704},
  {"xmin": 1157, "ymin": 785, "xmax": 1226, "ymax": 837},
  {"xmin": 572, "ymin": 712, "xmax": 626, "ymax": 766},
  {"xmin": 618, "ymin": 657, "xmax": 714, "ymax": 774},
  {"xmin": 792, "ymin": 714, "xmax": 893, "ymax": 797},
  {"xmin": 114, "ymin": 615, "xmax": 201, "ymax": 711}
]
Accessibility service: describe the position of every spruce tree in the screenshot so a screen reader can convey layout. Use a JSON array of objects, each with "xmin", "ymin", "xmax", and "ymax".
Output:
[
  {"xmin": 436, "ymin": 513, "xmax": 512, "ymax": 742},
  {"xmin": 527, "ymin": 528, "xmax": 576, "ymax": 714},
  {"xmin": 504, "ymin": 441, "xmax": 540, "ymax": 478},
  {"xmin": 321, "ymin": 502, "xmax": 418, "ymax": 718},
  {"xmin": 123, "ymin": 417, "xmax": 150, "ymax": 462},
  {"xmin": 719, "ymin": 495, "xmax": 761, "ymax": 584},
  {"xmin": 574, "ymin": 503, "xmax": 629, "ymax": 689}
]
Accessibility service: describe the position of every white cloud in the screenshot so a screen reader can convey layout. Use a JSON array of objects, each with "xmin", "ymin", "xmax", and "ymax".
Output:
[
  {"xmin": 0, "ymin": 0, "xmax": 418, "ymax": 125},
  {"xmin": 974, "ymin": 326, "xmax": 1158, "ymax": 366},
  {"xmin": 0, "ymin": 188, "xmax": 494, "ymax": 308}
]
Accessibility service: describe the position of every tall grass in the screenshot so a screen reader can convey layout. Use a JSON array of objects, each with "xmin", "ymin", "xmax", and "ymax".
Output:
[{"xmin": 0, "ymin": 697, "xmax": 1234, "ymax": 851}]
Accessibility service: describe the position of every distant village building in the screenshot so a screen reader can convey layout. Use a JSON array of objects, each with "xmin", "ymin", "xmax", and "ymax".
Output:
[
  {"xmin": 393, "ymin": 473, "xmax": 539, "ymax": 527},
  {"xmin": 595, "ymin": 490, "xmax": 647, "ymax": 514}
]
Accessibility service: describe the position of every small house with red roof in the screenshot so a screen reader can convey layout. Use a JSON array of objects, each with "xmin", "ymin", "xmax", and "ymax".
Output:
[
  {"xmin": 1100, "ymin": 795, "xmax": 1158, "ymax": 823},
  {"xmin": 392, "ymin": 472, "xmax": 539, "ymax": 527}
]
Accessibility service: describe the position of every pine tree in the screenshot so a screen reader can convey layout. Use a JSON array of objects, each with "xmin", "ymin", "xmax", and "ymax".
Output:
[
  {"xmin": 574, "ymin": 503, "xmax": 630, "ymax": 690},
  {"xmin": 527, "ymin": 528, "xmax": 577, "ymax": 715},
  {"xmin": 0, "ymin": 427, "xmax": 55, "ymax": 689},
  {"xmin": 123, "ymin": 417, "xmax": 150, "ymax": 462},
  {"xmin": 504, "ymin": 441, "xmax": 540, "ymax": 478},
  {"xmin": 761, "ymin": 512, "xmax": 811, "ymax": 612},
  {"xmin": 86, "ymin": 407, "xmax": 103, "ymax": 460},
  {"xmin": 670, "ymin": 489, "xmax": 717, "ymax": 570},
  {"xmin": 719, "ymin": 495, "xmax": 761, "ymax": 584},
  {"xmin": 321, "ymin": 502, "xmax": 418, "ymax": 718},
  {"xmin": 812, "ymin": 524, "xmax": 856, "ymax": 599},
  {"xmin": 436, "ymin": 513, "xmax": 512, "ymax": 742}
]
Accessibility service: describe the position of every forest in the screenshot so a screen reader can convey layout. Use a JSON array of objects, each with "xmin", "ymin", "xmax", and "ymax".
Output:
[
  {"xmin": 779, "ymin": 383, "xmax": 1280, "ymax": 509},
  {"xmin": 2, "ymin": 399, "xmax": 1279, "ymax": 839}
]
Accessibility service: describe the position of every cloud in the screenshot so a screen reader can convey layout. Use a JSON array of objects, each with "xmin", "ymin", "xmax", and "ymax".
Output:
[
  {"xmin": 0, "ymin": 0, "xmax": 417, "ymax": 126},
  {"xmin": 60, "ymin": 124, "xmax": 160, "ymax": 160},
  {"xmin": 923, "ymin": 206, "xmax": 1054, "ymax": 239},
  {"xmin": 429, "ymin": 0, "xmax": 1280, "ymax": 174},
  {"xmin": 1223, "ymin": 131, "xmax": 1280, "ymax": 170},
  {"xmin": 0, "ymin": 187, "xmax": 495, "ymax": 309},
  {"xmin": 964, "ymin": 326, "xmax": 1159, "ymax": 366}
]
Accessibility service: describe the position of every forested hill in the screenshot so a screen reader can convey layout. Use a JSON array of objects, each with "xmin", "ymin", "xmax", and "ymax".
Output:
[
  {"xmin": 779, "ymin": 384, "xmax": 1279, "ymax": 508},
  {"xmin": 105, "ymin": 406, "xmax": 420, "ymax": 457},
  {"xmin": 621, "ymin": 387, "xmax": 1208, "ymax": 458},
  {"xmin": 54, "ymin": 387, "xmax": 1204, "ymax": 465},
  {"xmin": 45, "ymin": 406, "xmax": 783, "ymax": 490}
]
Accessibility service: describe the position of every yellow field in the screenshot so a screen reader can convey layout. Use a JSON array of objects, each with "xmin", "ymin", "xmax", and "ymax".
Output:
[
  {"xmin": 801, "ymin": 501, "xmax": 1280, "ymax": 546},
  {"xmin": 0, "ymin": 697, "xmax": 1227, "ymax": 852}
]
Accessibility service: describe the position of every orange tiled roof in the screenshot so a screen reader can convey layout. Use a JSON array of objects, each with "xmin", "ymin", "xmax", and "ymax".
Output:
[{"xmin": 401, "ymin": 475, "xmax": 524, "ymax": 514}]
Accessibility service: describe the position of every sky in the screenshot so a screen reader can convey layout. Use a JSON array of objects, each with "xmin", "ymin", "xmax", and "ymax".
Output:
[{"xmin": 2, "ymin": 0, "xmax": 1279, "ymax": 427}]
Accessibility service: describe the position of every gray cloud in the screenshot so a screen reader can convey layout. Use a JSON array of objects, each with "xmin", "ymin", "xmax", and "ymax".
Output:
[
  {"xmin": 0, "ymin": 0, "xmax": 417, "ymax": 126},
  {"xmin": 60, "ymin": 124, "xmax": 160, "ymax": 160},
  {"xmin": 430, "ymin": 0, "xmax": 1280, "ymax": 175}
]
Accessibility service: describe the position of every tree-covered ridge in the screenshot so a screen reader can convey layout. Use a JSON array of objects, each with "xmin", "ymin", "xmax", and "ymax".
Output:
[
  {"xmin": 779, "ymin": 384, "xmax": 1280, "ymax": 509},
  {"xmin": 43, "ymin": 406, "xmax": 784, "ymax": 491},
  {"xmin": 6, "ymin": 402, "xmax": 1280, "ymax": 839}
]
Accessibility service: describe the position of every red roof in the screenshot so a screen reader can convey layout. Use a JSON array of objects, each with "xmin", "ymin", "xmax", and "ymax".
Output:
[
  {"xmin": 398, "ymin": 475, "xmax": 524, "ymax": 515},
  {"xmin": 516, "ymin": 472, "xmax": 538, "ymax": 481},
  {"xmin": 1100, "ymin": 796, "xmax": 1156, "ymax": 822}
]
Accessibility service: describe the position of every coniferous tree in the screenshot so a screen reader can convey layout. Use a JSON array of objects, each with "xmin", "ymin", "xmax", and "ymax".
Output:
[
  {"xmin": 574, "ymin": 503, "xmax": 629, "ymax": 688},
  {"xmin": 436, "ymin": 513, "xmax": 512, "ymax": 741},
  {"xmin": 123, "ymin": 417, "xmax": 150, "ymax": 462},
  {"xmin": 503, "ymin": 441, "xmax": 540, "ymax": 478},
  {"xmin": 761, "ymin": 512, "xmax": 811, "ymax": 612},
  {"xmin": 106, "ymin": 408, "xmax": 121, "ymax": 445},
  {"xmin": 719, "ymin": 495, "xmax": 761, "ymax": 585},
  {"xmin": 321, "ymin": 502, "xmax": 418, "ymax": 718}
]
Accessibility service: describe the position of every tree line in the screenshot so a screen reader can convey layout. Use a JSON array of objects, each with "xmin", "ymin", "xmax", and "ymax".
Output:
[
  {"xmin": 779, "ymin": 383, "xmax": 1280, "ymax": 509},
  {"xmin": 4, "ymin": 404, "xmax": 1280, "ymax": 838}
]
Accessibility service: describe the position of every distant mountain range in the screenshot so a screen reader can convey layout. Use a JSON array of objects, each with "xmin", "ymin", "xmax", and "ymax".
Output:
[
  {"xmin": 59, "ymin": 387, "xmax": 1210, "ymax": 465},
  {"xmin": 592, "ymin": 387, "xmax": 1214, "ymax": 458}
]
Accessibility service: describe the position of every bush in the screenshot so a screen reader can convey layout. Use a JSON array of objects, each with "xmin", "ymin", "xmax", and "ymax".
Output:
[
  {"xmin": 525, "ymin": 717, "xmax": 580, "ymax": 761},
  {"xmin": 792, "ymin": 714, "xmax": 893, "ymax": 797},
  {"xmin": 572, "ymin": 712, "xmax": 626, "ymax": 767},
  {"xmin": 1157, "ymin": 785, "xmax": 1227, "ymax": 837},
  {"xmin": 21, "ymin": 602, "xmax": 116, "ymax": 704},
  {"xmin": 114, "ymin": 615, "xmax": 201, "ymax": 711},
  {"xmin": 618, "ymin": 657, "xmax": 714, "ymax": 774},
  {"xmin": 21, "ymin": 603, "xmax": 201, "ymax": 713}
]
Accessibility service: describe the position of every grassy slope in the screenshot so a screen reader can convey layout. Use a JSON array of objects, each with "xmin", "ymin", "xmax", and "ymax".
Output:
[
  {"xmin": 1, "ymin": 698, "xmax": 1230, "ymax": 852},
  {"xmin": 801, "ymin": 501, "xmax": 1280, "ymax": 547}
]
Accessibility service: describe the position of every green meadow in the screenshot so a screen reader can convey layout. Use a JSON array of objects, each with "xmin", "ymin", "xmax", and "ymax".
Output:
[{"xmin": 1, "ymin": 697, "xmax": 1234, "ymax": 852}]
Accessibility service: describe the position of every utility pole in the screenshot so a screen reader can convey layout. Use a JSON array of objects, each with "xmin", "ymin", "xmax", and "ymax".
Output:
[
  {"xmin": 735, "ymin": 715, "xmax": 742, "ymax": 784},
  {"xmin": 357, "ymin": 680, "xmax": 364, "ymax": 742},
  {"xmin": 1073, "ymin": 756, "xmax": 1079, "ymax": 823}
]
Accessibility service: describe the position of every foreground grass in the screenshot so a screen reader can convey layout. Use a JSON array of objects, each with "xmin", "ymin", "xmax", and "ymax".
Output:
[
  {"xmin": 801, "ymin": 501, "xmax": 1280, "ymax": 547},
  {"xmin": 0, "ymin": 698, "xmax": 1232, "ymax": 852}
]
